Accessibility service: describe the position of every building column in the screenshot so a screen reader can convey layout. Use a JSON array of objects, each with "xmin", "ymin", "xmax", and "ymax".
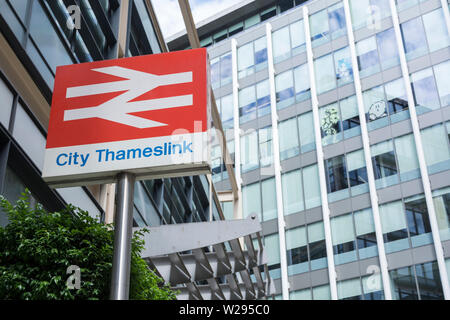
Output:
[
  {"xmin": 342, "ymin": 0, "xmax": 393, "ymax": 300},
  {"xmin": 266, "ymin": 22, "xmax": 290, "ymax": 300},
  {"xmin": 302, "ymin": 6, "xmax": 338, "ymax": 300},
  {"xmin": 440, "ymin": 0, "xmax": 450, "ymax": 35},
  {"xmin": 231, "ymin": 38, "xmax": 243, "ymax": 220},
  {"xmin": 388, "ymin": 0, "xmax": 450, "ymax": 299}
]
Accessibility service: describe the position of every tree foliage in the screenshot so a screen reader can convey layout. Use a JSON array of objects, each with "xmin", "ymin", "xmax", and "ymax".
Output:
[{"xmin": 0, "ymin": 191, "xmax": 176, "ymax": 300}]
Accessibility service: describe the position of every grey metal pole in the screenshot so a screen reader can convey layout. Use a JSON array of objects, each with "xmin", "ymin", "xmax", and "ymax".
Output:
[{"xmin": 110, "ymin": 172, "xmax": 136, "ymax": 300}]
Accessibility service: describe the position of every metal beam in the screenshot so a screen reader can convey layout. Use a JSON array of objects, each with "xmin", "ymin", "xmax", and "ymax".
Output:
[{"xmin": 177, "ymin": 0, "xmax": 239, "ymax": 201}]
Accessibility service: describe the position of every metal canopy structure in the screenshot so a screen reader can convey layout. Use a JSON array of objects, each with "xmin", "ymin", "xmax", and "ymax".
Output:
[{"xmin": 137, "ymin": 215, "xmax": 275, "ymax": 300}]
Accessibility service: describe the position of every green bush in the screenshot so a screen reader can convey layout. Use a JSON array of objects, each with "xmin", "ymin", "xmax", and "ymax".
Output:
[{"xmin": 0, "ymin": 191, "xmax": 176, "ymax": 300}]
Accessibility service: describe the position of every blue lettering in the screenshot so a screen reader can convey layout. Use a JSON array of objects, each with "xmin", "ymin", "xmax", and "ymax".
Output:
[
  {"xmin": 154, "ymin": 146, "xmax": 163, "ymax": 156},
  {"xmin": 183, "ymin": 141, "xmax": 193, "ymax": 153},
  {"xmin": 56, "ymin": 153, "xmax": 68, "ymax": 166},
  {"xmin": 96, "ymin": 149, "xmax": 106, "ymax": 162}
]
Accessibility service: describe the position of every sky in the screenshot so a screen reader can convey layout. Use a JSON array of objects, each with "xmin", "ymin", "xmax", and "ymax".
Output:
[{"xmin": 151, "ymin": 0, "xmax": 244, "ymax": 39}]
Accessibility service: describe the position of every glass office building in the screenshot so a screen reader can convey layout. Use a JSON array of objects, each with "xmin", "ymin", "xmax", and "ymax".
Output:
[
  {"xmin": 0, "ymin": 0, "xmax": 224, "ymax": 248},
  {"xmin": 169, "ymin": 0, "xmax": 450, "ymax": 300}
]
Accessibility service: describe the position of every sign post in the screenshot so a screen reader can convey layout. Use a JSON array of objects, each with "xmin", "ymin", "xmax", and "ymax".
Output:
[
  {"xmin": 110, "ymin": 172, "xmax": 136, "ymax": 300},
  {"xmin": 42, "ymin": 49, "xmax": 211, "ymax": 300}
]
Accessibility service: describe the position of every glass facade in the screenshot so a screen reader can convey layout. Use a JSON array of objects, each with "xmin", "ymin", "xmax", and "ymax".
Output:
[{"xmin": 201, "ymin": 0, "xmax": 450, "ymax": 300}]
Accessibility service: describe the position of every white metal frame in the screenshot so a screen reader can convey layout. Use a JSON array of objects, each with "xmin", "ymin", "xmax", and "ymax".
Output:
[
  {"xmin": 388, "ymin": 0, "xmax": 450, "ymax": 299},
  {"xmin": 342, "ymin": 0, "xmax": 393, "ymax": 300},
  {"xmin": 266, "ymin": 22, "xmax": 291, "ymax": 300},
  {"xmin": 303, "ymin": 5, "xmax": 338, "ymax": 300}
]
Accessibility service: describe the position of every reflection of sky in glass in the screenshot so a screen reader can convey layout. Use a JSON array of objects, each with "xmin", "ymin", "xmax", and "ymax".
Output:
[
  {"xmin": 401, "ymin": 17, "xmax": 427, "ymax": 60},
  {"xmin": 411, "ymin": 69, "xmax": 440, "ymax": 112},
  {"xmin": 377, "ymin": 28, "xmax": 399, "ymax": 70}
]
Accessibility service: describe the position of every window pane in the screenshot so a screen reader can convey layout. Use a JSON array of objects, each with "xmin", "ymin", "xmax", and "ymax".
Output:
[
  {"xmin": 273, "ymin": 26, "xmax": 291, "ymax": 63},
  {"xmin": 290, "ymin": 288, "xmax": 312, "ymax": 300},
  {"xmin": 328, "ymin": 2, "xmax": 346, "ymax": 40},
  {"xmin": 293, "ymin": 63, "xmax": 310, "ymax": 102},
  {"xmin": 394, "ymin": 134, "xmax": 419, "ymax": 182},
  {"xmin": 420, "ymin": 124, "xmax": 450, "ymax": 174},
  {"xmin": 256, "ymin": 79, "xmax": 271, "ymax": 117},
  {"xmin": 313, "ymin": 285, "xmax": 331, "ymax": 300},
  {"xmin": 349, "ymin": 0, "xmax": 370, "ymax": 30},
  {"xmin": 315, "ymin": 54, "xmax": 336, "ymax": 94},
  {"xmin": 325, "ymin": 155, "xmax": 349, "ymax": 196},
  {"xmin": 433, "ymin": 60, "xmax": 450, "ymax": 107},
  {"xmin": 221, "ymin": 94, "xmax": 234, "ymax": 129},
  {"xmin": 254, "ymin": 37, "xmax": 267, "ymax": 71},
  {"xmin": 376, "ymin": 28, "xmax": 400, "ymax": 70},
  {"xmin": 340, "ymin": 95, "xmax": 361, "ymax": 139},
  {"xmin": 265, "ymin": 234, "xmax": 281, "ymax": 278},
  {"xmin": 303, "ymin": 164, "xmax": 321, "ymax": 209},
  {"xmin": 310, "ymin": 9, "xmax": 330, "ymax": 47},
  {"xmin": 220, "ymin": 53, "xmax": 232, "ymax": 86},
  {"xmin": 298, "ymin": 112, "xmax": 316, "ymax": 153},
  {"xmin": 415, "ymin": 262, "xmax": 444, "ymax": 300},
  {"xmin": 276, "ymin": 70, "xmax": 295, "ymax": 109},
  {"xmin": 243, "ymin": 183, "xmax": 262, "ymax": 221},
  {"xmin": 238, "ymin": 42, "xmax": 254, "ymax": 77},
  {"xmin": 390, "ymin": 266, "xmax": 418, "ymax": 300},
  {"xmin": 405, "ymin": 194, "xmax": 432, "ymax": 247},
  {"xmin": 13, "ymin": 103, "xmax": 46, "ymax": 170},
  {"xmin": 385, "ymin": 78, "xmax": 409, "ymax": 123},
  {"xmin": 401, "ymin": 17, "xmax": 428, "ymax": 61},
  {"xmin": 355, "ymin": 208, "xmax": 378, "ymax": 259},
  {"xmin": 334, "ymin": 46, "xmax": 353, "ymax": 87},
  {"xmin": 308, "ymin": 221, "xmax": 327, "ymax": 270},
  {"xmin": 262, "ymin": 178, "xmax": 277, "ymax": 221},
  {"xmin": 29, "ymin": 0, "xmax": 73, "ymax": 73},
  {"xmin": 371, "ymin": 140, "xmax": 399, "ymax": 188},
  {"xmin": 320, "ymin": 103, "xmax": 342, "ymax": 146},
  {"xmin": 379, "ymin": 200, "xmax": 409, "ymax": 253},
  {"xmin": 279, "ymin": 118, "xmax": 300, "ymax": 160},
  {"xmin": 411, "ymin": 68, "xmax": 440, "ymax": 114},
  {"xmin": 331, "ymin": 214, "xmax": 357, "ymax": 265},
  {"xmin": 286, "ymin": 226, "xmax": 309, "ymax": 275},
  {"xmin": 433, "ymin": 188, "xmax": 450, "ymax": 241},
  {"xmin": 356, "ymin": 36, "xmax": 380, "ymax": 78},
  {"xmin": 259, "ymin": 126, "xmax": 273, "ymax": 167},
  {"xmin": 347, "ymin": 149, "xmax": 369, "ymax": 195},
  {"xmin": 239, "ymin": 85, "xmax": 256, "ymax": 123},
  {"xmin": 338, "ymin": 278, "xmax": 362, "ymax": 300},
  {"xmin": 362, "ymin": 273, "xmax": 384, "ymax": 300},
  {"xmin": 364, "ymin": 85, "xmax": 388, "ymax": 130},
  {"xmin": 422, "ymin": 9, "xmax": 450, "ymax": 53},
  {"xmin": 0, "ymin": 77, "xmax": 13, "ymax": 129},
  {"xmin": 282, "ymin": 170, "xmax": 304, "ymax": 215},
  {"xmin": 290, "ymin": 20, "xmax": 306, "ymax": 55},
  {"xmin": 241, "ymin": 131, "xmax": 259, "ymax": 172}
]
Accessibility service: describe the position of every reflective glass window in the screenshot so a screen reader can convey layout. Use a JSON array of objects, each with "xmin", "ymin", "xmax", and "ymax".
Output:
[
  {"xmin": 376, "ymin": 28, "xmax": 400, "ymax": 71},
  {"xmin": 308, "ymin": 221, "xmax": 327, "ymax": 270},
  {"xmin": 240, "ymin": 130, "xmax": 259, "ymax": 173},
  {"xmin": 354, "ymin": 208, "xmax": 378, "ymax": 259},
  {"xmin": 286, "ymin": 226, "xmax": 309, "ymax": 275},
  {"xmin": 259, "ymin": 126, "xmax": 273, "ymax": 168},
  {"xmin": 394, "ymin": 134, "xmax": 420, "ymax": 182},
  {"xmin": 423, "ymin": 8, "xmax": 450, "ymax": 53},
  {"xmin": 0, "ymin": 77, "xmax": 13, "ymax": 129},
  {"xmin": 420, "ymin": 124, "xmax": 450, "ymax": 174},
  {"xmin": 243, "ymin": 182, "xmax": 262, "ymax": 221},
  {"xmin": 405, "ymin": 194, "xmax": 432, "ymax": 247},
  {"xmin": 379, "ymin": 200, "xmax": 409, "ymax": 253},
  {"xmin": 276, "ymin": 70, "xmax": 295, "ymax": 109},
  {"xmin": 334, "ymin": 46, "xmax": 353, "ymax": 87},
  {"xmin": 302, "ymin": 164, "xmax": 321, "ymax": 209},
  {"xmin": 331, "ymin": 214, "xmax": 357, "ymax": 265},
  {"xmin": 356, "ymin": 36, "xmax": 380, "ymax": 78},
  {"xmin": 401, "ymin": 17, "xmax": 428, "ymax": 61},
  {"xmin": 433, "ymin": 60, "xmax": 450, "ymax": 108},
  {"xmin": 411, "ymin": 67, "xmax": 440, "ymax": 114},
  {"xmin": 325, "ymin": 155, "xmax": 349, "ymax": 201},
  {"xmin": 279, "ymin": 117, "xmax": 300, "ymax": 160},
  {"xmin": 261, "ymin": 178, "xmax": 277, "ymax": 221},
  {"xmin": 371, "ymin": 140, "xmax": 399, "ymax": 189},
  {"xmin": 282, "ymin": 169, "xmax": 304, "ymax": 215},
  {"xmin": 293, "ymin": 63, "xmax": 311, "ymax": 102},
  {"xmin": 338, "ymin": 278, "xmax": 362, "ymax": 300},
  {"xmin": 433, "ymin": 187, "xmax": 450, "ymax": 241},
  {"xmin": 315, "ymin": 53, "xmax": 336, "ymax": 94},
  {"xmin": 298, "ymin": 112, "xmax": 316, "ymax": 153}
]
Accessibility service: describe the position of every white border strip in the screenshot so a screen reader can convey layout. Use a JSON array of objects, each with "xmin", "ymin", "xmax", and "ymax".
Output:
[
  {"xmin": 266, "ymin": 22, "xmax": 291, "ymax": 300},
  {"xmin": 231, "ymin": 38, "xmax": 243, "ymax": 220},
  {"xmin": 389, "ymin": 0, "xmax": 450, "ymax": 299},
  {"xmin": 343, "ymin": 0, "xmax": 393, "ymax": 300},
  {"xmin": 303, "ymin": 5, "xmax": 338, "ymax": 300}
]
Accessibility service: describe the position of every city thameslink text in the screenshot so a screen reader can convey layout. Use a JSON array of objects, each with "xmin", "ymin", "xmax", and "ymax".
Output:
[{"xmin": 55, "ymin": 141, "xmax": 193, "ymax": 167}]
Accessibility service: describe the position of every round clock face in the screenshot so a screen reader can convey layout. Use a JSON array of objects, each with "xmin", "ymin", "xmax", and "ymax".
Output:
[{"xmin": 369, "ymin": 100, "xmax": 387, "ymax": 120}]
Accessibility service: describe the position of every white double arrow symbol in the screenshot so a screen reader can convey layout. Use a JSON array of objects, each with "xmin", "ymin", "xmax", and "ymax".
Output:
[{"xmin": 64, "ymin": 66, "xmax": 193, "ymax": 128}]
